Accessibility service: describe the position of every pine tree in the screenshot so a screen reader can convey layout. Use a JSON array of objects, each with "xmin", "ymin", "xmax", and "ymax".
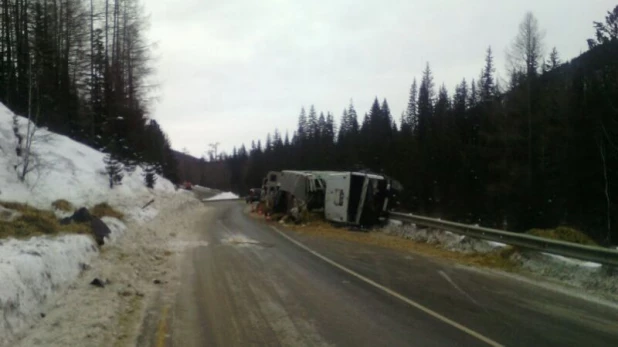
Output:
[
  {"xmin": 307, "ymin": 105, "xmax": 318, "ymax": 140},
  {"xmin": 284, "ymin": 131, "xmax": 290, "ymax": 147},
  {"xmin": 480, "ymin": 46, "xmax": 495, "ymax": 103},
  {"xmin": 381, "ymin": 99, "xmax": 393, "ymax": 123},
  {"xmin": 273, "ymin": 129, "xmax": 283, "ymax": 148},
  {"xmin": 454, "ymin": 79, "xmax": 468, "ymax": 113},
  {"xmin": 544, "ymin": 47, "xmax": 561, "ymax": 71},
  {"xmin": 417, "ymin": 63, "xmax": 434, "ymax": 139},
  {"xmin": 143, "ymin": 164, "xmax": 157, "ymax": 188},
  {"xmin": 104, "ymin": 151, "xmax": 124, "ymax": 188},
  {"xmin": 435, "ymin": 84, "xmax": 451, "ymax": 117},
  {"xmin": 265, "ymin": 133, "xmax": 272, "ymax": 152},
  {"xmin": 325, "ymin": 112, "xmax": 336, "ymax": 144},
  {"xmin": 318, "ymin": 112, "xmax": 326, "ymax": 140},
  {"xmin": 406, "ymin": 79, "xmax": 418, "ymax": 131},
  {"xmin": 12, "ymin": 114, "xmax": 23, "ymax": 157},
  {"xmin": 587, "ymin": 5, "xmax": 618, "ymax": 48},
  {"xmin": 338, "ymin": 108, "xmax": 349, "ymax": 143},
  {"xmin": 400, "ymin": 111, "xmax": 412, "ymax": 135},
  {"xmin": 297, "ymin": 107, "xmax": 307, "ymax": 142},
  {"xmin": 469, "ymin": 78, "xmax": 478, "ymax": 108},
  {"xmin": 380, "ymin": 98, "xmax": 394, "ymax": 139},
  {"xmin": 348, "ymin": 101, "xmax": 359, "ymax": 134},
  {"xmin": 361, "ymin": 112, "xmax": 370, "ymax": 132}
]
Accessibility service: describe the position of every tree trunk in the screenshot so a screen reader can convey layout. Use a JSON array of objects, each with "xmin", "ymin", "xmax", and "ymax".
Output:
[
  {"xmin": 90, "ymin": 0, "xmax": 94, "ymax": 139},
  {"xmin": 2, "ymin": 0, "xmax": 12, "ymax": 104},
  {"xmin": 598, "ymin": 138, "xmax": 612, "ymax": 245}
]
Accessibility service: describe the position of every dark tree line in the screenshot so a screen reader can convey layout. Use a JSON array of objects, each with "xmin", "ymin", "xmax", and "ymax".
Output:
[
  {"xmin": 188, "ymin": 8, "xmax": 618, "ymax": 244},
  {"xmin": 0, "ymin": 0, "xmax": 178, "ymax": 187}
]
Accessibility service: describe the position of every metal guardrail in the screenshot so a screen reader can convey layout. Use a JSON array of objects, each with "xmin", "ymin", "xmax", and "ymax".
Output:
[
  {"xmin": 201, "ymin": 198, "xmax": 244, "ymax": 202},
  {"xmin": 389, "ymin": 212, "xmax": 618, "ymax": 267}
]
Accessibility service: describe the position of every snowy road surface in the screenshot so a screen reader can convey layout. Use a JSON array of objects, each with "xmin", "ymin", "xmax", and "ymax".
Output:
[{"xmin": 138, "ymin": 201, "xmax": 618, "ymax": 347}]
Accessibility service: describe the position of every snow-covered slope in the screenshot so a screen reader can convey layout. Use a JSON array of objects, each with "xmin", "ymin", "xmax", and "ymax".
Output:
[
  {"xmin": 0, "ymin": 102, "xmax": 183, "ymax": 346},
  {"xmin": 0, "ymin": 103, "xmax": 174, "ymax": 209}
]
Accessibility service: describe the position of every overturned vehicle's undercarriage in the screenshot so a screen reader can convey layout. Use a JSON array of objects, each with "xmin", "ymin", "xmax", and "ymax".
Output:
[{"xmin": 260, "ymin": 170, "xmax": 401, "ymax": 227}]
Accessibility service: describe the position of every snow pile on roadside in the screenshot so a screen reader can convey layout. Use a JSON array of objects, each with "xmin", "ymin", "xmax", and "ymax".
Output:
[
  {"xmin": 0, "ymin": 235, "xmax": 98, "ymax": 346},
  {"xmin": 204, "ymin": 192, "xmax": 239, "ymax": 201},
  {"xmin": 0, "ymin": 102, "xmax": 174, "ymax": 210},
  {"xmin": 382, "ymin": 223, "xmax": 504, "ymax": 254},
  {"xmin": 11, "ymin": 193, "xmax": 207, "ymax": 347},
  {"xmin": 510, "ymin": 251, "xmax": 617, "ymax": 300}
]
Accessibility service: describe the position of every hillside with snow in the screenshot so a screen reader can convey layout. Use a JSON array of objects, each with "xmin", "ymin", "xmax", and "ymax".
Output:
[
  {"xmin": 0, "ymin": 102, "xmax": 196, "ymax": 346},
  {"xmin": 0, "ymin": 103, "xmax": 174, "ymax": 210}
]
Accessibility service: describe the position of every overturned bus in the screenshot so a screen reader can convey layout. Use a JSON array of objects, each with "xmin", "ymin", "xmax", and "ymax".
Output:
[
  {"xmin": 261, "ymin": 170, "xmax": 398, "ymax": 227},
  {"xmin": 317, "ymin": 171, "xmax": 392, "ymax": 226}
]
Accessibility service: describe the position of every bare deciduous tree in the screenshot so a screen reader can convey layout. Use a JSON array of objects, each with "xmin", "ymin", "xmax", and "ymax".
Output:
[
  {"xmin": 17, "ymin": 58, "xmax": 39, "ymax": 182},
  {"xmin": 506, "ymin": 12, "xmax": 545, "ymax": 183},
  {"xmin": 597, "ymin": 135, "xmax": 612, "ymax": 244},
  {"xmin": 507, "ymin": 12, "xmax": 545, "ymax": 77}
]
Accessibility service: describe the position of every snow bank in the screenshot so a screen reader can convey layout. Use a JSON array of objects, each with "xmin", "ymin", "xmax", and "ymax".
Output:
[
  {"xmin": 0, "ymin": 103, "xmax": 174, "ymax": 210},
  {"xmin": 382, "ymin": 223, "xmax": 501, "ymax": 254},
  {"xmin": 541, "ymin": 253, "xmax": 602, "ymax": 268},
  {"xmin": 0, "ymin": 235, "xmax": 98, "ymax": 345},
  {"xmin": 512, "ymin": 251, "xmax": 618, "ymax": 300},
  {"xmin": 204, "ymin": 192, "xmax": 239, "ymax": 201}
]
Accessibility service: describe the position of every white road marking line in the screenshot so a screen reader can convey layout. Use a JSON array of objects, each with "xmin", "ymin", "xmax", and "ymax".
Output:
[
  {"xmin": 270, "ymin": 226, "xmax": 504, "ymax": 347},
  {"xmin": 438, "ymin": 270, "xmax": 481, "ymax": 306}
]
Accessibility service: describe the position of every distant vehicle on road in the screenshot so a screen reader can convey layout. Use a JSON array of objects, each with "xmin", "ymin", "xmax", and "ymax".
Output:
[{"xmin": 245, "ymin": 188, "xmax": 262, "ymax": 203}]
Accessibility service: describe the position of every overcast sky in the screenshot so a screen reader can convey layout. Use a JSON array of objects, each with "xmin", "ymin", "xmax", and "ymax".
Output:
[{"xmin": 145, "ymin": 0, "xmax": 614, "ymax": 157}]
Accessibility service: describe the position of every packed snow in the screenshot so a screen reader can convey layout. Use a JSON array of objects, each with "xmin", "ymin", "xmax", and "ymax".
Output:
[
  {"xmin": 487, "ymin": 241, "xmax": 508, "ymax": 248},
  {"xmin": 383, "ymin": 223, "xmax": 501, "ymax": 254},
  {"xmin": 204, "ymin": 192, "xmax": 239, "ymax": 201},
  {"xmin": 0, "ymin": 102, "xmax": 182, "ymax": 346},
  {"xmin": 540, "ymin": 253, "xmax": 602, "ymax": 268},
  {"xmin": 0, "ymin": 235, "xmax": 98, "ymax": 346}
]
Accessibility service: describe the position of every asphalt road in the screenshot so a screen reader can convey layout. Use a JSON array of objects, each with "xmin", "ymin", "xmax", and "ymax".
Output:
[{"xmin": 143, "ymin": 201, "xmax": 618, "ymax": 347}]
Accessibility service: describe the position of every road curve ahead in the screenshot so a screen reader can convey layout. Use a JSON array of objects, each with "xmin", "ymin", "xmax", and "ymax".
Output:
[{"xmin": 146, "ymin": 202, "xmax": 618, "ymax": 347}]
